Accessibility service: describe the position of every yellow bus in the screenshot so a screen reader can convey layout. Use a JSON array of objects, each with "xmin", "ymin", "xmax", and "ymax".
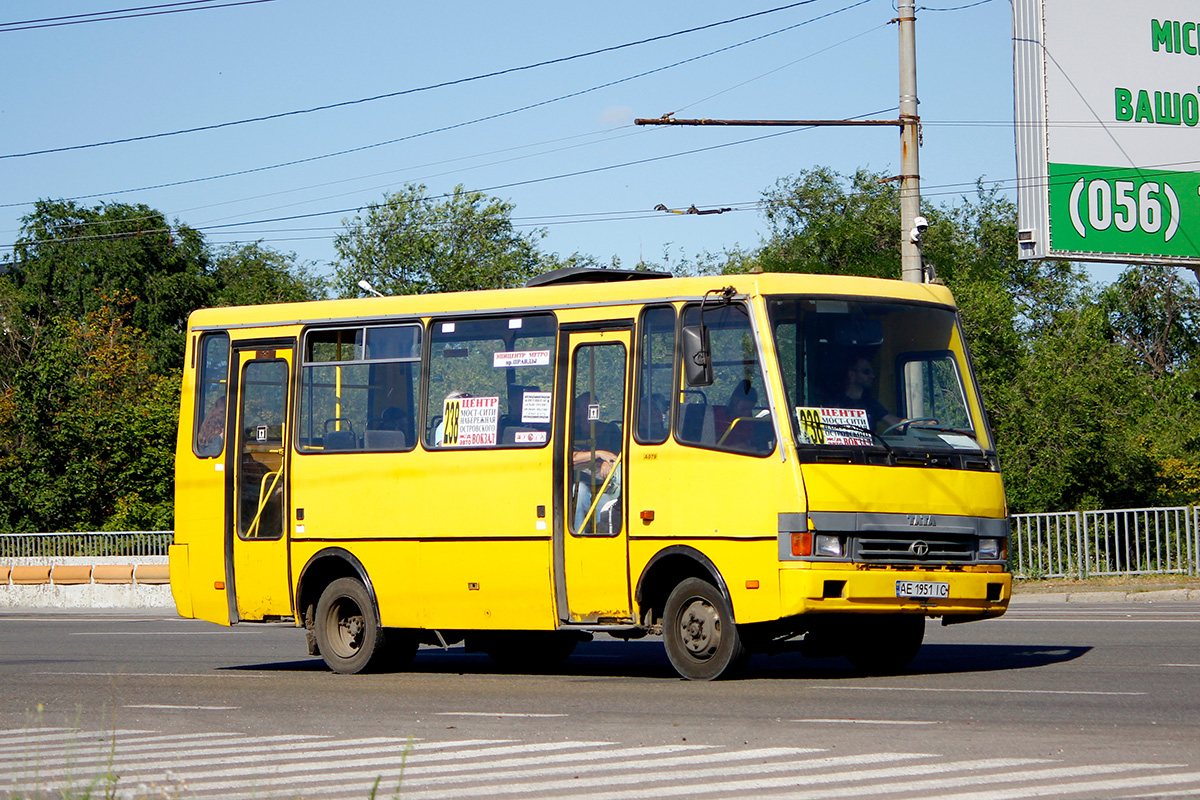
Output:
[{"xmin": 170, "ymin": 269, "xmax": 1010, "ymax": 680}]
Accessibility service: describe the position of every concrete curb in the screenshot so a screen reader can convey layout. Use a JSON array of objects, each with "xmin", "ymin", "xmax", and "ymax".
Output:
[
  {"xmin": 1010, "ymin": 588, "xmax": 1200, "ymax": 604},
  {"xmin": 0, "ymin": 556, "xmax": 171, "ymax": 609}
]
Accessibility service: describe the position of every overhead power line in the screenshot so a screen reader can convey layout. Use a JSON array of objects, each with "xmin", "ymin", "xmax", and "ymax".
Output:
[
  {"xmin": 0, "ymin": 0, "xmax": 824, "ymax": 160},
  {"xmin": 0, "ymin": 0, "xmax": 277, "ymax": 33}
]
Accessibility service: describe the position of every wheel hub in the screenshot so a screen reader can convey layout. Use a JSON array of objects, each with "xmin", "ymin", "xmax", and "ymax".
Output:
[{"xmin": 679, "ymin": 598, "xmax": 721, "ymax": 659}]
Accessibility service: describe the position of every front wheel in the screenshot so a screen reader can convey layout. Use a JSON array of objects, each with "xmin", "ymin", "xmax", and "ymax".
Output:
[
  {"xmin": 314, "ymin": 577, "xmax": 385, "ymax": 674},
  {"xmin": 663, "ymin": 578, "xmax": 748, "ymax": 680}
]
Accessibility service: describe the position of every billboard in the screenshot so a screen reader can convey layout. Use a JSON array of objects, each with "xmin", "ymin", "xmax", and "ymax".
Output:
[{"xmin": 1013, "ymin": 0, "xmax": 1200, "ymax": 264}]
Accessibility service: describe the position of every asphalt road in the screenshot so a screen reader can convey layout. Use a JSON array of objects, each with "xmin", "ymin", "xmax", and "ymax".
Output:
[{"xmin": 1, "ymin": 600, "xmax": 1198, "ymax": 799}]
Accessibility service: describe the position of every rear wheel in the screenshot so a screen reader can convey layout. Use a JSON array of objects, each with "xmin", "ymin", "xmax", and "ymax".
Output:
[
  {"xmin": 663, "ymin": 577, "xmax": 748, "ymax": 680},
  {"xmin": 314, "ymin": 577, "xmax": 385, "ymax": 674},
  {"xmin": 843, "ymin": 614, "xmax": 925, "ymax": 674}
]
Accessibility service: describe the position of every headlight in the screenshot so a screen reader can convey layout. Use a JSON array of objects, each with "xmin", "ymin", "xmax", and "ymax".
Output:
[
  {"xmin": 978, "ymin": 538, "xmax": 1001, "ymax": 559},
  {"xmin": 814, "ymin": 534, "xmax": 843, "ymax": 557}
]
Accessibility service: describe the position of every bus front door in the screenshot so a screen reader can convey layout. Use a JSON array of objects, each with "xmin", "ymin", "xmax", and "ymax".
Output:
[
  {"xmin": 557, "ymin": 328, "xmax": 633, "ymax": 624},
  {"xmin": 225, "ymin": 342, "xmax": 294, "ymax": 622}
]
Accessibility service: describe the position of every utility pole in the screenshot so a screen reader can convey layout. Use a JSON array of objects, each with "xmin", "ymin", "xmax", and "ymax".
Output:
[
  {"xmin": 897, "ymin": 0, "xmax": 923, "ymax": 283},
  {"xmin": 636, "ymin": 7, "xmax": 926, "ymax": 283}
]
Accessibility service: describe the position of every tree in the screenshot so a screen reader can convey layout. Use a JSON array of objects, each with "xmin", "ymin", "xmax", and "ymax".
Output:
[
  {"xmin": 331, "ymin": 184, "xmax": 548, "ymax": 297},
  {"xmin": 0, "ymin": 299, "xmax": 177, "ymax": 531},
  {"xmin": 8, "ymin": 200, "xmax": 213, "ymax": 372},
  {"xmin": 211, "ymin": 242, "xmax": 328, "ymax": 306}
]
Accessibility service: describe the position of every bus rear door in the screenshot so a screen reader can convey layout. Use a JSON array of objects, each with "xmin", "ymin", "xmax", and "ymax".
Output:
[{"xmin": 226, "ymin": 341, "xmax": 294, "ymax": 621}]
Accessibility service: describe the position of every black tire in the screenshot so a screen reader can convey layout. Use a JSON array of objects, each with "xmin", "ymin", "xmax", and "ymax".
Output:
[
  {"xmin": 485, "ymin": 631, "xmax": 578, "ymax": 672},
  {"xmin": 843, "ymin": 614, "xmax": 925, "ymax": 675},
  {"xmin": 663, "ymin": 577, "xmax": 748, "ymax": 680},
  {"xmin": 313, "ymin": 577, "xmax": 385, "ymax": 674}
]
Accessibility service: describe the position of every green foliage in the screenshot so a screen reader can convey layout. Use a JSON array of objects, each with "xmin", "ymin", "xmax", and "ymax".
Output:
[
  {"xmin": 212, "ymin": 241, "xmax": 328, "ymax": 306},
  {"xmin": 0, "ymin": 201, "xmax": 321, "ymax": 533},
  {"xmin": 8, "ymin": 200, "xmax": 213, "ymax": 373},
  {"xmin": 332, "ymin": 184, "xmax": 547, "ymax": 296},
  {"xmin": 0, "ymin": 301, "xmax": 177, "ymax": 531}
]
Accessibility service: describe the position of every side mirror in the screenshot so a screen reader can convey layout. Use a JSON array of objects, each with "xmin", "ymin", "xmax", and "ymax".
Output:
[{"xmin": 681, "ymin": 324, "xmax": 713, "ymax": 386}]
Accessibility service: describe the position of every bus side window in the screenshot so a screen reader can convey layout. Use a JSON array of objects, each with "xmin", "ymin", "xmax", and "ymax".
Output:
[
  {"xmin": 193, "ymin": 332, "xmax": 230, "ymax": 458},
  {"xmin": 297, "ymin": 324, "xmax": 421, "ymax": 453},
  {"xmin": 635, "ymin": 305, "xmax": 675, "ymax": 445},
  {"xmin": 423, "ymin": 315, "xmax": 557, "ymax": 449},
  {"xmin": 674, "ymin": 303, "xmax": 775, "ymax": 457}
]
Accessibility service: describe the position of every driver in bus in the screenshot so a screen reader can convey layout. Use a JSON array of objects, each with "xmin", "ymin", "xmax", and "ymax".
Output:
[{"xmin": 837, "ymin": 356, "xmax": 901, "ymax": 431}]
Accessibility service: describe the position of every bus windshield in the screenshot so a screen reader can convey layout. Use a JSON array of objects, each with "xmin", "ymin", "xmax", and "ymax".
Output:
[{"xmin": 767, "ymin": 295, "xmax": 993, "ymax": 456}]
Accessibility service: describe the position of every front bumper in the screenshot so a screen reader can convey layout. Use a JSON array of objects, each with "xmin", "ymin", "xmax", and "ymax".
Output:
[{"xmin": 779, "ymin": 563, "xmax": 1010, "ymax": 619}]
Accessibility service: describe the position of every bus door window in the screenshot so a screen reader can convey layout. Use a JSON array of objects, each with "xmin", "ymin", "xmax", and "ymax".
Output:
[
  {"xmin": 236, "ymin": 359, "xmax": 288, "ymax": 540},
  {"xmin": 675, "ymin": 303, "xmax": 775, "ymax": 457},
  {"xmin": 193, "ymin": 333, "xmax": 230, "ymax": 458},
  {"xmin": 570, "ymin": 343, "xmax": 626, "ymax": 535}
]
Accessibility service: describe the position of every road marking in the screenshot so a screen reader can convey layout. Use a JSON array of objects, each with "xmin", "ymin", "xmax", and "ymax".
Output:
[
  {"xmin": 789, "ymin": 718, "xmax": 938, "ymax": 725},
  {"xmin": 124, "ymin": 705, "xmax": 239, "ymax": 711},
  {"xmin": 435, "ymin": 712, "xmax": 568, "ymax": 718},
  {"xmin": 5, "ymin": 729, "xmax": 1199, "ymax": 800},
  {"xmin": 808, "ymin": 685, "xmax": 1145, "ymax": 696},
  {"xmin": 69, "ymin": 631, "xmax": 243, "ymax": 636},
  {"xmin": 1161, "ymin": 663, "xmax": 1200, "ymax": 667},
  {"xmin": 590, "ymin": 761, "xmax": 1165, "ymax": 800}
]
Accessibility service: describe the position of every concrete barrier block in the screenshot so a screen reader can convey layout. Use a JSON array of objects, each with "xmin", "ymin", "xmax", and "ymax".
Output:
[
  {"xmin": 134, "ymin": 564, "xmax": 170, "ymax": 585},
  {"xmin": 11, "ymin": 565, "xmax": 52, "ymax": 585},
  {"xmin": 50, "ymin": 564, "xmax": 93, "ymax": 585},
  {"xmin": 92, "ymin": 564, "xmax": 135, "ymax": 584},
  {"xmin": 0, "ymin": 565, "xmax": 9, "ymax": 584}
]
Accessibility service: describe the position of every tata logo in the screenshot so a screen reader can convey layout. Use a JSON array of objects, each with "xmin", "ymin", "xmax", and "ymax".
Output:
[
  {"xmin": 909, "ymin": 540, "xmax": 931, "ymax": 557},
  {"xmin": 907, "ymin": 514, "xmax": 935, "ymax": 527}
]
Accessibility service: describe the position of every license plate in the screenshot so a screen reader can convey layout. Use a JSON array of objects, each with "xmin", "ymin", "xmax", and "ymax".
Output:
[{"xmin": 895, "ymin": 580, "xmax": 949, "ymax": 599}]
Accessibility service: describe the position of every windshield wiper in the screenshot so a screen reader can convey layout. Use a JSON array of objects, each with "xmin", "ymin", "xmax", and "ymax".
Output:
[{"xmin": 814, "ymin": 422, "xmax": 895, "ymax": 463}]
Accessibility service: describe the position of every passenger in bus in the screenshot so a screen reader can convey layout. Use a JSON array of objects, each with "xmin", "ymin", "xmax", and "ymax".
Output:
[
  {"xmin": 713, "ymin": 380, "xmax": 756, "ymax": 448},
  {"xmin": 196, "ymin": 393, "xmax": 226, "ymax": 457},
  {"xmin": 572, "ymin": 392, "xmax": 620, "ymax": 531},
  {"xmin": 836, "ymin": 356, "xmax": 900, "ymax": 431},
  {"xmin": 639, "ymin": 392, "xmax": 670, "ymax": 441}
]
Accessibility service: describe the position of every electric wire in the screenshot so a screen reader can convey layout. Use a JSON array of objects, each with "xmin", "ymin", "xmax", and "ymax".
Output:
[
  {"xmin": 0, "ymin": 0, "xmax": 880, "ymax": 211},
  {"xmin": 0, "ymin": 0, "xmax": 277, "ymax": 33},
  {"xmin": 0, "ymin": 0, "xmax": 827, "ymax": 160}
]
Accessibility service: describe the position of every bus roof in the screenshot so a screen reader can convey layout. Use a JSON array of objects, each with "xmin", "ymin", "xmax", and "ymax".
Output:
[{"xmin": 186, "ymin": 271, "xmax": 958, "ymax": 331}]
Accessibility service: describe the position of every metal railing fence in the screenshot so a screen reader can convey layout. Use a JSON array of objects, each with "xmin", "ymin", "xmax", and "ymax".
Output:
[
  {"xmin": 0, "ymin": 531, "xmax": 172, "ymax": 559},
  {"xmin": 1011, "ymin": 507, "xmax": 1199, "ymax": 579},
  {"xmin": 2, "ymin": 512, "xmax": 1199, "ymax": 579}
]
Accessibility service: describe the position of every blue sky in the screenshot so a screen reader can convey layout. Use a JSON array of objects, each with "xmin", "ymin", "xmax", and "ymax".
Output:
[{"xmin": 1, "ymin": 0, "xmax": 1031, "ymax": 281}]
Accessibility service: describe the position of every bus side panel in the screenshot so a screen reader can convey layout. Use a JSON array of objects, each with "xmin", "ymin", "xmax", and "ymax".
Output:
[
  {"xmin": 419, "ymin": 540, "xmax": 557, "ymax": 630},
  {"xmin": 629, "ymin": 538, "xmax": 782, "ymax": 625},
  {"xmin": 629, "ymin": 442, "xmax": 796, "ymax": 626},
  {"xmin": 289, "ymin": 449, "xmax": 557, "ymax": 632}
]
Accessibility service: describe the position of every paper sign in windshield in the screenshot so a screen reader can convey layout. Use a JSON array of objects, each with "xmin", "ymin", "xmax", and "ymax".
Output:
[
  {"xmin": 521, "ymin": 391, "xmax": 552, "ymax": 424},
  {"xmin": 442, "ymin": 396, "xmax": 499, "ymax": 447},
  {"xmin": 795, "ymin": 406, "xmax": 872, "ymax": 446},
  {"xmin": 493, "ymin": 349, "xmax": 551, "ymax": 368}
]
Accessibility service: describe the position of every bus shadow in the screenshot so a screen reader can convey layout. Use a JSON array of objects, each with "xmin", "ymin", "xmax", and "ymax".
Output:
[
  {"xmin": 752, "ymin": 643, "xmax": 1092, "ymax": 679},
  {"xmin": 221, "ymin": 641, "xmax": 1091, "ymax": 680}
]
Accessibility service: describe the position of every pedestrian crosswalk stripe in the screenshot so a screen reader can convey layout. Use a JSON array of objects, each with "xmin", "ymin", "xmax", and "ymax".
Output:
[{"xmin": 2, "ymin": 728, "xmax": 1199, "ymax": 800}]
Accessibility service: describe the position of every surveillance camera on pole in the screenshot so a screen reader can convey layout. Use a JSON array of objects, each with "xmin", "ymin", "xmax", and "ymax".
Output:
[{"xmin": 909, "ymin": 215, "xmax": 929, "ymax": 245}]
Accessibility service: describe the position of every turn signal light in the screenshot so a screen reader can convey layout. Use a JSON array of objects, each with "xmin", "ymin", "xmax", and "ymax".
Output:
[
  {"xmin": 214, "ymin": 581, "xmax": 225, "ymax": 590},
  {"xmin": 791, "ymin": 531, "xmax": 812, "ymax": 557}
]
